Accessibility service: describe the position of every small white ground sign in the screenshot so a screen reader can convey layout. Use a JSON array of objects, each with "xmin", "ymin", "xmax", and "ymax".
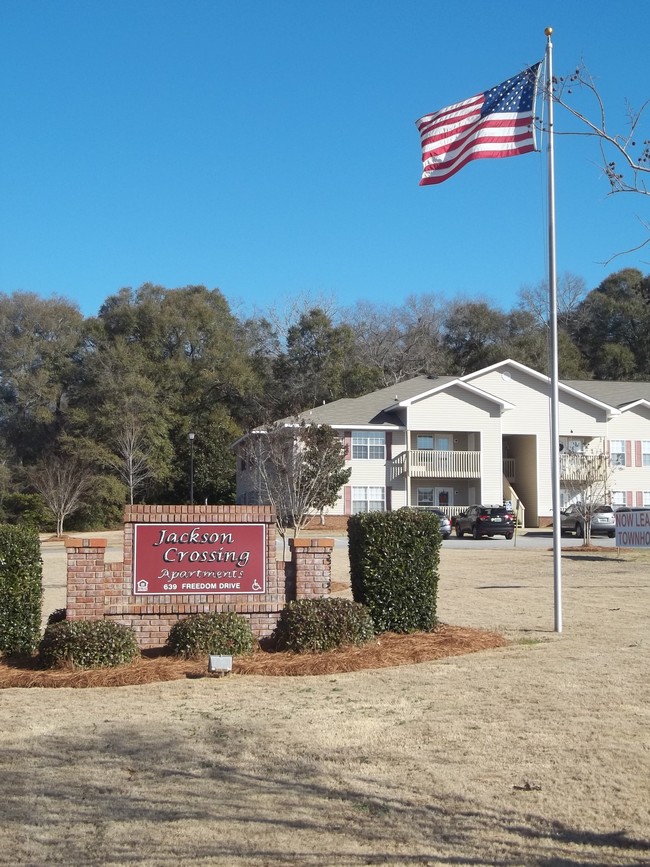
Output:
[{"xmin": 615, "ymin": 509, "xmax": 650, "ymax": 548}]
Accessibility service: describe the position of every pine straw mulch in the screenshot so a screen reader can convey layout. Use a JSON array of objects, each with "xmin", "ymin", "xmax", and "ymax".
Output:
[{"xmin": 0, "ymin": 625, "xmax": 507, "ymax": 689}]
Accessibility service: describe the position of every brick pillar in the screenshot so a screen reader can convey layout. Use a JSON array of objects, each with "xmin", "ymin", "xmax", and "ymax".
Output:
[
  {"xmin": 289, "ymin": 538, "xmax": 334, "ymax": 599},
  {"xmin": 65, "ymin": 538, "xmax": 108, "ymax": 621}
]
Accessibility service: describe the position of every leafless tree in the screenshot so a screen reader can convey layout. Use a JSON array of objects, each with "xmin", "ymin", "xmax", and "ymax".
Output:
[
  {"xmin": 30, "ymin": 456, "xmax": 91, "ymax": 536},
  {"xmin": 560, "ymin": 449, "xmax": 618, "ymax": 546},
  {"xmin": 517, "ymin": 272, "xmax": 587, "ymax": 329},
  {"xmin": 346, "ymin": 294, "xmax": 450, "ymax": 385},
  {"xmin": 107, "ymin": 418, "xmax": 155, "ymax": 505},
  {"xmin": 241, "ymin": 421, "xmax": 351, "ymax": 555}
]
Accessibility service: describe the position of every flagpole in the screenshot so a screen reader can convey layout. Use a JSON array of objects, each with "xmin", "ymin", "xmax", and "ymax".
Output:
[{"xmin": 545, "ymin": 26, "xmax": 562, "ymax": 633}]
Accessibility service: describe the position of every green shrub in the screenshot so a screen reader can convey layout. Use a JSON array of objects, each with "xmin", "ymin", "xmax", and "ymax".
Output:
[
  {"xmin": 0, "ymin": 524, "xmax": 43, "ymax": 655},
  {"xmin": 274, "ymin": 597, "xmax": 375, "ymax": 653},
  {"xmin": 348, "ymin": 510, "xmax": 441, "ymax": 634},
  {"xmin": 1, "ymin": 493, "xmax": 52, "ymax": 531},
  {"xmin": 39, "ymin": 619, "xmax": 140, "ymax": 669},
  {"xmin": 166, "ymin": 612, "xmax": 256, "ymax": 659}
]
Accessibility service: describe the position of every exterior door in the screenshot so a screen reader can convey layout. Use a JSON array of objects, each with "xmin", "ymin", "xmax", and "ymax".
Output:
[{"xmin": 434, "ymin": 487, "xmax": 453, "ymax": 507}]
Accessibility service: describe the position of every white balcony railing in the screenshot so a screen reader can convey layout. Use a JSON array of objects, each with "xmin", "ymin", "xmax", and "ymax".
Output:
[
  {"xmin": 388, "ymin": 449, "xmax": 480, "ymax": 481},
  {"xmin": 559, "ymin": 453, "xmax": 609, "ymax": 481}
]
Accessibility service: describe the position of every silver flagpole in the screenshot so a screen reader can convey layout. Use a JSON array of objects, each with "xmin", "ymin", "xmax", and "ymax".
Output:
[{"xmin": 545, "ymin": 27, "xmax": 562, "ymax": 633}]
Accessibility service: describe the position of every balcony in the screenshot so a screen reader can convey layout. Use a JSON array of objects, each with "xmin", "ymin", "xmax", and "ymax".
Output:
[
  {"xmin": 560, "ymin": 453, "xmax": 609, "ymax": 481},
  {"xmin": 388, "ymin": 449, "xmax": 481, "ymax": 481}
]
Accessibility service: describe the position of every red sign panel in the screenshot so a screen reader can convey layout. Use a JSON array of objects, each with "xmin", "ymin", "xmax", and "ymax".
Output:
[{"xmin": 133, "ymin": 523, "xmax": 266, "ymax": 595}]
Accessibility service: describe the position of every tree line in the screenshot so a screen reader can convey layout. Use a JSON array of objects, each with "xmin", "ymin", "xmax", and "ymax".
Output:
[{"xmin": 1, "ymin": 267, "xmax": 649, "ymax": 530}]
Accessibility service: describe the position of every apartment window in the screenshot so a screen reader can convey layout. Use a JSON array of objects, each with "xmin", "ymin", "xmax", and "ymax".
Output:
[
  {"xmin": 643, "ymin": 492, "xmax": 650, "ymax": 507},
  {"xmin": 642, "ymin": 441, "xmax": 650, "ymax": 467},
  {"xmin": 416, "ymin": 435, "xmax": 434, "ymax": 450},
  {"xmin": 417, "ymin": 487, "xmax": 434, "ymax": 507},
  {"xmin": 352, "ymin": 431, "xmax": 385, "ymax": 460},
  {"xmin": 610, "ymin": 440, "xmax": 626, "ymax": 466},
  {"xmin": 352, "ymin": 486, "xmax": 385, "ymax": 513},
  {"xmin": 611, "ymin": 491, "xmax": 626, "ymax": 507}
]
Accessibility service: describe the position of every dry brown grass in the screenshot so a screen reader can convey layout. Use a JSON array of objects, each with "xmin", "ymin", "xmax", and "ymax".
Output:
[
  {"xmin": 0, "ymin": 624, "xmax": 506, "ymax": 688},
  {"xmin": 2, "ymin": 543, "xmax": 649, "ymax": 866}
]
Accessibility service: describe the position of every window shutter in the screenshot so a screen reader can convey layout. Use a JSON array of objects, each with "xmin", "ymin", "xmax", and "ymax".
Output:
[
  {"xmin": 636, "ymin": 491, "xmax": 644, "ymax": 507},
  {"xmin": 625, "ymin": 441, "xmax": 632, "ymax": 467},
  {"xmin": 344, "ymin": 486, "xmax": 352, "ymax": 515},
  {"xmin": 344, "ymin": 431, "xmax": 352, "ymax": 460},
  {"xmin": 385, "ymin": 431, "xmax": 392, "ymax": 458},
  {"xmin": 627, "ymin": 490, "xmax": 633, "ymax": 507},
  {"xmin": 635, "ymin": 441, "xmax": 642, "ymax": 467},
  {"xmin": 385, "ymin": 487, "xmax": 392, "ymax": 512}
]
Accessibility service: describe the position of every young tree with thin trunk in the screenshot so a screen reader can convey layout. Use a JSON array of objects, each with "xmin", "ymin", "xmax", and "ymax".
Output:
[
  {"xmin": 560, "ymin": 449, "xmax": 617, "ymax": 547},
  {"xmin": 241, "ymin": 421, "xmax": 351, "ymax": 554},
  {"xmin": 107, "ymin": 418, "xmax": 155, "ymax": 505},
  {"xmin": 29, "ymin": 456, "xmax": 91, "ymax": 537}
]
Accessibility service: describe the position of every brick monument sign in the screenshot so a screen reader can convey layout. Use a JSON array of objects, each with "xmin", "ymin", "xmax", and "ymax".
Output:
[{"xmin": 65, "ymin": 505, "xmax": 334, "ymax": 648}]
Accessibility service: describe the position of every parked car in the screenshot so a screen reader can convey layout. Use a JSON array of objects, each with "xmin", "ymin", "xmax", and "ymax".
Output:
[
  {"xmin": 455, "ymin": 505, "xmax": 515, "ymax": 540},
  {"xmin": 400, "ymin": 506, "xmax": 451, "ymax": 539},
  {"xmin": 558, "ymin": 504, "xmax": 615, "ymax": 538},
  {"xmin": 429, "ymin": 508, "xmax": 452, "ymax": 539}
]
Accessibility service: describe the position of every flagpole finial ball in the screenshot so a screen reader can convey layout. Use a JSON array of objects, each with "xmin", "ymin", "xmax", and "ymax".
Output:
[{"xmin": 544, "ymin": 26, "xmax": 553, "ymax": 36}]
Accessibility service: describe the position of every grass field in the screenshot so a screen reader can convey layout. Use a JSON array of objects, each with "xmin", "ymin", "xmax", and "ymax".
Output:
[{"xmin": 1, "ymin": 541, "xmax": 649, "ymax": 865}]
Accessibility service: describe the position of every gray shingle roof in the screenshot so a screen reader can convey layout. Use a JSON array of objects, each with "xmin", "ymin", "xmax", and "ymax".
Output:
[
  {"xmin": 296, "ymin": 375, "xmax": 456, "ymax": 427},
  {"xmin": 562, "ymin": 380, "xmax": 650, "ymax": 408},
  {"xmin": 289, "ymin": 369, "xmax": 650, "ymax": 430}
]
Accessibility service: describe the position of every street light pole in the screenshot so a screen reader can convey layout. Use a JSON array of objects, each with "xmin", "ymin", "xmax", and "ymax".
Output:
[{"xmin": 189, "ymin": 432, "xmax": 195, "ymax": 505}]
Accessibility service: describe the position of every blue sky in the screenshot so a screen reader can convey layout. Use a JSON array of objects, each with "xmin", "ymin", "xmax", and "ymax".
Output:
[{"xmin": 1, "ymin": 0, "xmax": 648, "ymax": 320}]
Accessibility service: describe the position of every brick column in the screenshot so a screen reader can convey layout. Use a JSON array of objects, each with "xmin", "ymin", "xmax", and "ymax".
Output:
[
  {"xmin": 65, "ymin": 538, "xmax": 107, "ymax": 620},
  {"xmin": 289, "ymin": 538, "xmax": 334, "ymax": 599}
]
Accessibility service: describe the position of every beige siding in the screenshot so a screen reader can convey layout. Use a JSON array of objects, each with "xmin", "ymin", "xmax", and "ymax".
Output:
[
  {"xmin": 406, "ymin": 385, "xmax": 503, "ymax": 505},
  {"xmin": 607, "ymin": 407, "xmax": 650, "ymax": 503},
  {"xmin": 471, "ymin": 366, "xmax": 610, "ymax": 519},
  {"xmin": 407, "ymin": 385, "xmax": 500, "ymax": 431}
]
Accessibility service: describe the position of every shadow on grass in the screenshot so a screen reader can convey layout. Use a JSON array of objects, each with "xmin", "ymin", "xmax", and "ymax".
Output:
[{"xmin": 2, "ymin": 720, "xmax": 648, "ymax": 866}]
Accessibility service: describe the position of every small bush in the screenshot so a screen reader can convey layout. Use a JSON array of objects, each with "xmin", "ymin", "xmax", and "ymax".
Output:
[
  {"xmin": 0, "ymin": 524, "xmax": 43, "ymax": 655},
  {"xmin": 274, "ymin": 597, "xmax": 375, "ymax": 653},
  {"xmin": 166, "ymin": 612, "xmax": 256, "ymax": 659},
  {"xmin": 39, "ymin": 619, "xmax": 140, "ymax": 669},
  {"xmin": 47, "ymin": 608, "xmax": 67, "ymax": 625}
]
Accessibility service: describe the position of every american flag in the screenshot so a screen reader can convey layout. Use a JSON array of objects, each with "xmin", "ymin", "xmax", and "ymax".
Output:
[{"xmin": 416, "ymin": 64, "xmax": 541, "ymax": 186}]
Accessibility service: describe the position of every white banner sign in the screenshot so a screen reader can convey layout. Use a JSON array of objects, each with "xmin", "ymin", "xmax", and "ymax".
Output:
[{"xmin": 615, "ymin": 509, "xmax": 650, "ymax": 548}]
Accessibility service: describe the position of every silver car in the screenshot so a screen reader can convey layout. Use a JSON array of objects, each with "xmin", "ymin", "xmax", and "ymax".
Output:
[{"xmin": 559, "ymin": 504, "xmax": 616, "ymax": 538}]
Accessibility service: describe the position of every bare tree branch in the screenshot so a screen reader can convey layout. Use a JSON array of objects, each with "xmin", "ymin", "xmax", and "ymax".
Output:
[
  {"xmin": 545, "ymin": 64, "xmax": 650, "ymax": 197},
  {"xmin": 29, "ymin": 456, "xmax": 91, "ymax": 537},
  {"xmin": 240, "ymin": 421, "xmax": 351, "ymax": 552},
  {"xmin": 106, "ymin": 417, "xmax": 155, "ymax": 505},
  {"xmin": 558, "ymin": 446, "xmax": 618, "ymax": 546}
]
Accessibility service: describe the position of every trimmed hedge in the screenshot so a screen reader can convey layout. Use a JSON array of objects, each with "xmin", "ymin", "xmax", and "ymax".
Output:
[
  {"xmin": 39, "ymin": 619, "xmax": 140, "ymax": 669},
  {"xmin": 274, "ymin": 597, "xmax": 375, "ymax": 653},
  {"xmin": 0, "ymin": 524, "xmax": 43, "ymax": 655},
  {"xmin": 348, "ymin": 510, "xmax": 441, "ymax": 633},
  {"xmin": 166, "ymin": 612, "xmax": 256, "ymax": 659}
]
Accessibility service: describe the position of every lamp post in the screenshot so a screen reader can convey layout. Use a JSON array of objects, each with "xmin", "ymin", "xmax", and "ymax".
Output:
[{"xmin": 188, "ymin": 432, "xmax": 195, "ymax": 505}]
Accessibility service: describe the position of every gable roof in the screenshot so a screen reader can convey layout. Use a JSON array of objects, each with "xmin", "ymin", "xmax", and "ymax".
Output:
[
  {"xmin": 461, "ymin": 359, "xmax": 623, "ymax": 416},
  {"xmin": 394, "ymin": 378, "xmax": 515, "ymax": 411},
  {"xmin": 297, "ymin": 376, "xmax": 455, "ymax": 428},
  {"xmin": 278, "ymin": 360, "xmax": 650, "ymax": 432}
]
